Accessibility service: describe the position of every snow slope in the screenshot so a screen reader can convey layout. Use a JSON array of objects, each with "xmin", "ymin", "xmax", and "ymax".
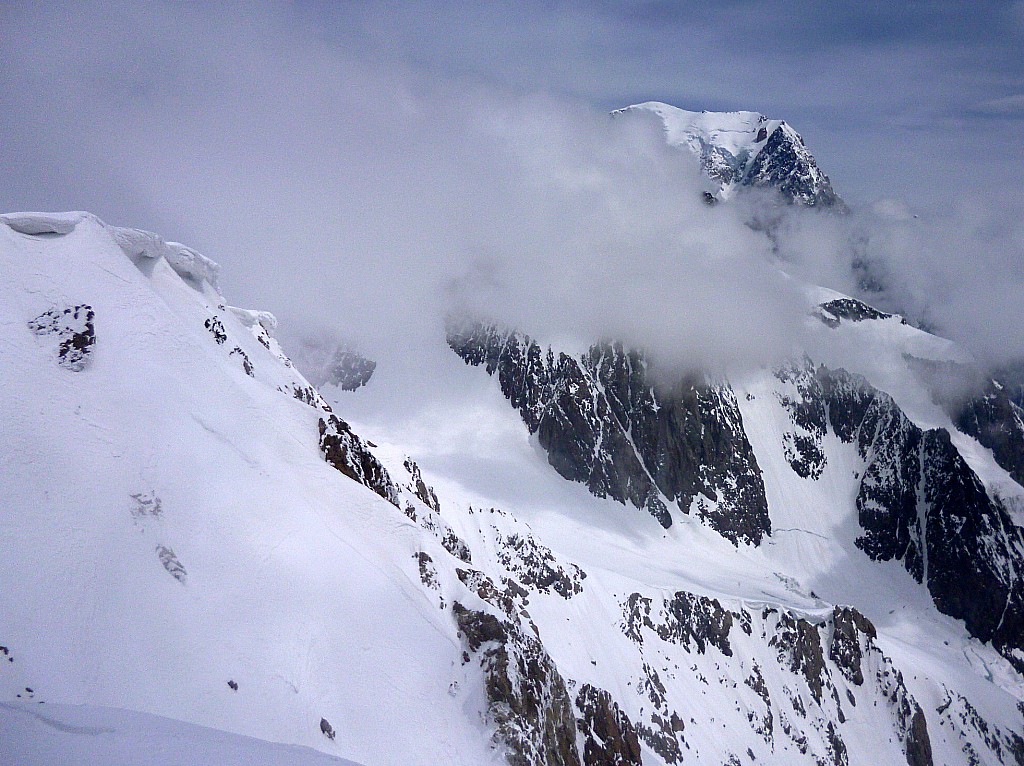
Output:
[
  {"xmin": 0, "ymin": 213, "xmax": 502, "ymax": 765},
  {"xmin": 0, "ymin": 702, "xmax": 362, "ymax": 766}
]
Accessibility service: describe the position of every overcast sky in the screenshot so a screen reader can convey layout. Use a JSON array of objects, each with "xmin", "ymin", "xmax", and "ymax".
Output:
[{"xmin": 2, "ymin": 1, "xmax": 1023, "ymax": 368}]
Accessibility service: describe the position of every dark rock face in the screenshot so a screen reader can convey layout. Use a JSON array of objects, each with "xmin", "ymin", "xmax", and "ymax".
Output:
[
  {"xmin": 574, "ymin": 684, "xmax": 642, "ymax": 766},
  {"xmin": 833, "ymin": 373, "xmax": 927, "ymax": 581},
  {"xmin": 745, "ymin": 663, "xmax": 774, "ymax": 746},
  {"xmin": 584, "ymin": 343, "xmax": 769, "ymax": 544},
  {"xmin": 921, "ymin": 429, "xmax": 1024, "ymax": 665},
  {"xmin": 628, "ymin": 662, "xmax": 687, "ymax": 763},
  {"xmin": 770, "ymin": 612, "xmax": 830, "ymax": 705},
  {"xmin": 816, "ymin": 297, "xmax": 901, "ymax": 327},
  {"xmin": 229, "ymin": 346, "xmax": 253, "ymax": 376},
  {"xmin": 414, "ymin": 551, "xmax": 440, "ymax": 590},
  {"xmin": 742, "ymin": 124, "xmax": 842, "ymax": 208},
  {"xmin": 904, "ymin": 355, "xmax": 1024, "ymax": 493},
  {"xmin": 28, "ymin": 304, "xmax": 96, "ymax": 371},
  {"xmin": 775, "ymin": 359, "xmax": 828, "ymax": 479},
  {"xmin": 404, "ymin": 457, "xmax": 441, "ymax": 513},
  {"xmin": 318, "ymin": 415, "xmax": 401, "ymax": 507},
  {"xmin": 622, "ymin": 591, "xmax": 733, "ymax": 656},
  {"xmin": 448, "ymin": 324, "xmax": 770, "ymax": 545},
  {"xmin": 776, "ymin": 363, "xmax": 1024, "ymax": 671},
  {"xmin": 323, "ymin": 349, "xmax": 376, "ymax": 392},
  {"xmin": 955, "ymin": 380, "xmax": 1024, "ymax": 488},
  {"xmin": 829, "ymin": 606, "xmax": 875, "ymax": 686},
  {"xmin": 453, "ymin": 602, "xmax": 581, "ymax": 766},
  {"xmin": 905, "ymin": 707, "xmax": 933, "ymax": 766},
  {"xmin": 492, "ymin": 530, "xmax": 586, "ymax": 599},
  {"xmin": 619, "ymin": 588, "xmax": 934, "ymax": 764},
  {"xmin": 457, "ymin": 568, "xmax": 526, "ymax": 621},
  {"xmin": 287, "ymin": 383, "xmax": 332, "ymax": 411},
  {"xmin": 297, "ymin": 344, "xmax": 377, "ymax": 392},
  {"xmin": 204, "ymin": 316, "xmax": 227, "ymax": 345}
]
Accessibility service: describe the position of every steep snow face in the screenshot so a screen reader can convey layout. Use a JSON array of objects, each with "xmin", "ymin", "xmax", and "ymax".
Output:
[
  {"xmin": 0, "ymin": 213, "xmax": 501, "ymax": 766},
  {"xmin": 614, "ymin": 102, "xmax": 842, "ymax": 207}
]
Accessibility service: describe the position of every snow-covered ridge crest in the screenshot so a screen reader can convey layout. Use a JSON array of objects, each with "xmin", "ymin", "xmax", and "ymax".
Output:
[
  {"xmin": 0, "ymin": 211, "xmax": 222, "ymax": 293},
  {"xmin": 1, "ymin": 209, "xmax": 330, "ymax": 410},
  {"xmin": 111, "ymin": 225, "xmax": 222, "ymax": 293},
  {"xmin": 619, "ymin": 101, "xmax": 781, "ymax": 162}
]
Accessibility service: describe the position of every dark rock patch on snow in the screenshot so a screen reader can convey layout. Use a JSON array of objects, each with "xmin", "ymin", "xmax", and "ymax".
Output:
[
  {"xmin": 453, "ymin": 602, "xmax": 580, "ymax": 766},
  {"xmin": 28, "ymin": 305, "xmax": 95, "ymax": 371},
  {"xmin": 574, "ymin": 683, "xmax": 642, "ymax": 766}
]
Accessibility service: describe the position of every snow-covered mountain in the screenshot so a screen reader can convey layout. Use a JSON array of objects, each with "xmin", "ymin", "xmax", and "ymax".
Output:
[
  {"xmin": 2, "ymin": 121, "xmax": 1023, "ymax": 765},
  {"xmin": 613, "ymin": 102, "xmax": 842, "ymax": 207}
]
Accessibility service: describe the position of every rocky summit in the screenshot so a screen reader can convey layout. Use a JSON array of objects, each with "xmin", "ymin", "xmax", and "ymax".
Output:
[{"xmin": 614, "ymin": 102, "xmax": 843, "ymax": 207}]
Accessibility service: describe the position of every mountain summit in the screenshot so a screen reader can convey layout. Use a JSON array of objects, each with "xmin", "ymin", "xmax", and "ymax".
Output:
[{"xmin": 614, "ymin": 102, "xmax": 843, "ymax": 207}]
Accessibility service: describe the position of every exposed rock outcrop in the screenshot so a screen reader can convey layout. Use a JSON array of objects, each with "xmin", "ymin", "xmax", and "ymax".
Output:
[
  {"xmin": 618, "ymin": 588, "xmax": 933, "ymax": 765},
  {"xmin": 29, "ymin": 304, "xmax": 95, "ymax": 371},
  {"xmin": 954, "ymin": 380, "xmax": 1024, "ymax": 489},
  {"xmin": 774, "ymin": 363, "xmax": 1024, "ymax": 670},
  {"xmin": 574, "ymin": 684, "xmax": 642, "ymax": 766},
  {"xmin": 448, "ymin": 324, "xmax": 769, "ymax": 544},
  {"xmin": 318, "ymin": 415, "xmax": 401, "ymax": 507},
  {"xmin": 453, "ymin": 602, "xmax": 581, "ymax": 766},
  {"xmin": 743, "ymin": 122, "xmax": 842, "ymax": 208}
]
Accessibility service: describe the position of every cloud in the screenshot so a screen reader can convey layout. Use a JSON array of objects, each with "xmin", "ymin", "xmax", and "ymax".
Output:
[
  {"xmin": 0, "ymin": 1, "xmax": 817, "ymax": 378},
  {"xmin": 2, "ymin": 0, "xmax": 1023, "ymax": 385},
  {"xmin": 772, "ymin": 197, "xmax": 1024, "ymax": 368}
]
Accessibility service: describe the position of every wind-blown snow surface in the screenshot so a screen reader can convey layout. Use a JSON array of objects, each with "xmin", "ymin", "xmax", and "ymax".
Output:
[
  {"xmin": 0, "ymin": 702, "xmax": 362, "ymax": 766},
  {"xmin": 2, "ymin": 213, "xmax": 1023, "ymax": 765}
]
